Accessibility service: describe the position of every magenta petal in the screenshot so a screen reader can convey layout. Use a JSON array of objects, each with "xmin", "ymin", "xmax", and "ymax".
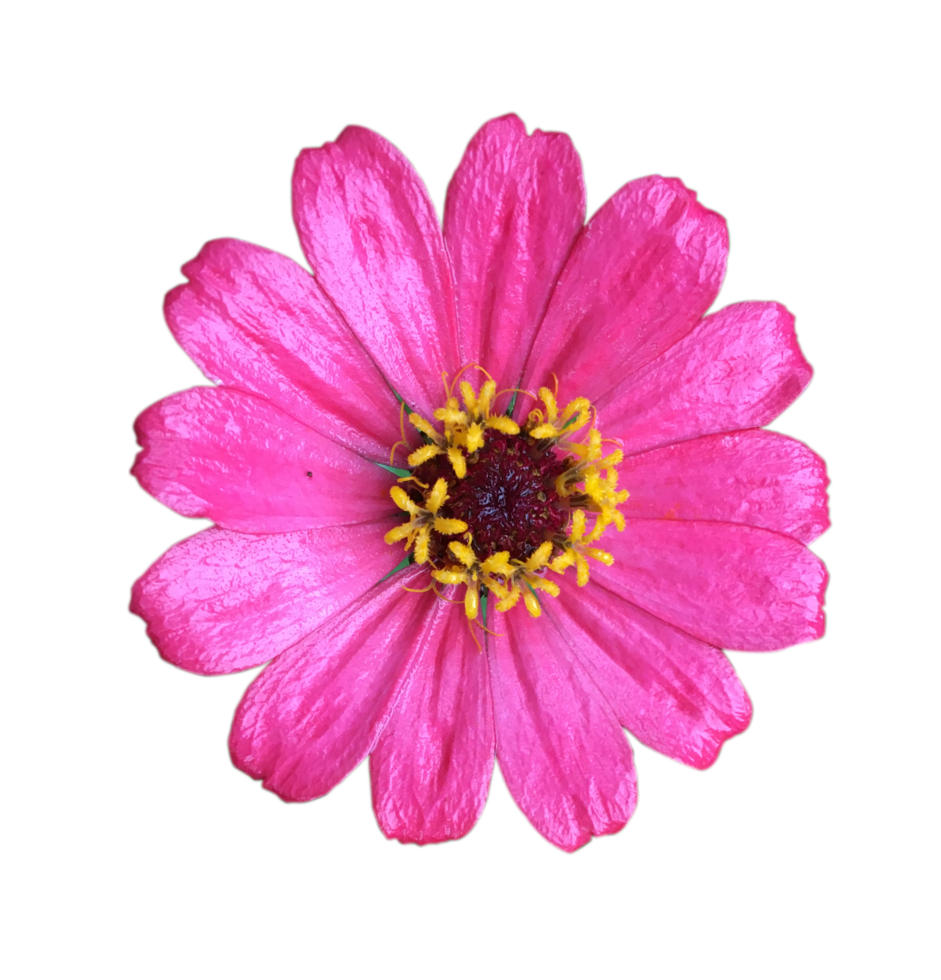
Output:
[
  {"xmin": 370, "ymin": 602, "xmax": 494, "ymax": 844},
  {"xmin": 443, "ymin": 114, "xmax": 585, "ymax": 390},
  {"xmin": 597, "ymin": 520, "xmax": 828, "ymax": 651},
  {"xmin": 489, "ymin": 610, "xmax": 637, "ymax": 852},
  {"xmin": 522, "ymin": 176, "xmax": 727, "ymax": 402},
  {"xmin": 293, "ymin": 126, "xmax": 459, "ymax": 416},
  {"xmin": 229, "ymin": 568, "xmax": 435, "ymax": 802},
  {"xmin": 132, "ymin": 387, "xmax": 392, "ymax": 533},
  {"xmin": 620, "ymin": 429, "xmax": 830, "ymax": 544},
  {"xmin": 598, "ymin": 301, "xmax": 812, "ymax": 455},
  {"xmin": 130, "ymin": 521, "xmax": 397, "ymax": 675},
  {"xmin": 553, "ymin": 588, "xmax": 751, "ymax": 769},
  {"xmin": 165, "ymin": 239, "xmax": 402, "ymax": 461}
]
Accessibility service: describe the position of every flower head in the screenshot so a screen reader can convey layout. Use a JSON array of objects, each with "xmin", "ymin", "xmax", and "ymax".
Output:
[{"xmin": 131, "ymin": 115, "xmax": 828, "ymax": 851}]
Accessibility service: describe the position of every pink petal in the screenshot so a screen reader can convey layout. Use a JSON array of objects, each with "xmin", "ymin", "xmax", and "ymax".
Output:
[
  {"xmin": 370, "ymin": 602, "xmax": 494, "ymax": 844},
  {"xmin": 552, "ymin": 587, "xmax": 751, "ymax": 769},
  {"xmin": 293, "ymin": 126, "xmax": 459, "ymax": 417},
  {"xmin": 132, "ymin": 387, "xmax": 393, "ymax": 533},
  {"xmin": 229, "ymin": 567, "xmax": 435, "ymax": 802},
  {"xmin": 488, "ymin": 609, "xmax": 637, "ymax": 851},
  {"xmin": 596, "ymin": 520, "xmax": 828, "ymax": 651},
  {"xmin": 620, "ymin": 429, "xmax": 830, "ymax": 544},
  {"xmin": 522, "ymin": 176, "xmax": 728, "ymax": 403},
  {"xmin": 443, "ymin": 114, "xmax": 585, "ymax": 392},
  {"xmin": 130, "ymin": 521, "xmax": 398, "ymax": 676},
  {"xmin": 598, "ymin": 301, "xmax": 813, "ymax": 455},
  {"xmin": 164, "ymin": 239, "xmax": 402, "ymax": 461}
]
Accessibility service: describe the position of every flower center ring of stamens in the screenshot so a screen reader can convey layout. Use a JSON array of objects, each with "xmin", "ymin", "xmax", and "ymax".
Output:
[{"xmin": 384, "ymin": 366, "xmax": 629, "ymax": 624}]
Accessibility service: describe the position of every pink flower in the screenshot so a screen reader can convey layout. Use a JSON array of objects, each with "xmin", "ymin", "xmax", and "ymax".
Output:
[{"xmin": 131, "ymin": 114, "xmax": 828, "ymax": 852}]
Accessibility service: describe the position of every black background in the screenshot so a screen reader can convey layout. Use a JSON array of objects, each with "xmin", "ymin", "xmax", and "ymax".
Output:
[{"xmin": 125, "ymin": 113, "xmax": 842, "ymax": 865}]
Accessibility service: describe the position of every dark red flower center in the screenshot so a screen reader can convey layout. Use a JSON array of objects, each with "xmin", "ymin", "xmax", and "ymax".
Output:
[{"xmin": 412, "ymin": 434, "xmax": 569, "ymax": 564}]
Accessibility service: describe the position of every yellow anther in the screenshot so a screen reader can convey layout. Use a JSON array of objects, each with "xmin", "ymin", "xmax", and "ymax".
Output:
[
  {"xmin": 485, "ymin": 415, "xmax": 519, "ymax": 435},
  {"xmin": 550, "ymin": 550, "xmax": 576, "ymax": 574},
  {"xmin": 529, "ymin": 541, "xmax": 554, "ymax": 569},
  {"xmin": 477, "ymin": 380, "xmax": 496, "ymax": 418},
  {"xmin": 408, "ymin": 444, "xmax": 442, "ymax": 467},
  {"xmin": 538, "ymin": 387, "xmax": 558, "ymax": 422},
  {"xmin": 384, "ymin": 524, "xmax": 413, "ymax": 545},
  {"xmin": 480, "ymin": 551, "xmax": 515, "ymax": 577},
  {"xmin": 434, "ymin": 406, "xmax": 469, "ymax": 427},
  {"xmin": 559, "ymin": 398, "xmax": 591, "ymax": 432},
  {"xmin": 448, "ymin": 541, "xmax": 477, "ymax": 568},
  {"xmin": 571, "ymin": 509, "xmax": 587, "ymax": 540},
  {"xmin": 414, "ymin": 526, "xmax": 432, "ymax": 565},
  {"xmin": 433, "ymin": 517, "xmax": 468, "ymax": 535},
  {"xmin": 390, "ymin": 485, "xmax": 419, "ymax": 514},
  {"xmin": 523, "ymin": 588, "xmax": 542, "ymax": 617},
  {"xmin": 459, "ymin": 380, "xmax": 479, "ymax": 416},
  {"xmin": 584, "ymin": 547, "xmax": 614, "ymax": 566},
  {"xmin": 496, "ymin": 585, "xmax": 522, "ymax": 612},
  {"xmin": 431, "ymin": 568, "xmax": 468, "ymax": 586},
  {"xmin": 575, "ymin": 553, "xmax": 590, "ymax": 587},
  {"xmin": 465, "ymin": 422, "xmax": 485, "ymax": 454},
  {"xmin": 529, "ymin": 423, "xmax": 558, "ymax": 440},
  {"xmin": 529, "ymin": 576, "xmax": 560, "ymax": 597},
  {"xmin": 447, "ymin": 446, "xmax": 467, "ymax": 479},
  {"xmin": 409, "ymin": 413, "xmax": 444, "ymax": 445},
  {"xmin": 464, "ymin": 582, "xmax": 480, "ymax": 620},
  {"xmin": 483, "ymin": 577, "xmax": 511, "ymax": 601},
  {"xmin": 426, "ymin": 478, "xmax": 449, "ymax": 514}
]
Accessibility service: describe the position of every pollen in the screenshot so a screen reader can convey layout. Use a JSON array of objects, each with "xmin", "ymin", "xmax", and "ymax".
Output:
[{"xmin": 385, "ymin": 368, "xmax": 628, "ymax": 626}]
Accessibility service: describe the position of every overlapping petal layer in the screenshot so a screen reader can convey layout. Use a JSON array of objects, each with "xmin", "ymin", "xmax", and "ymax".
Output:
[
  {"xmin": 619, "ymin": 429, "xmax": 830, "ymax": 543},
  {"xmin": 370, "ymin": 600, "xmax": 494, "ymax": 844},
  {"xmin": 598, "ymin": 301, "xmax": 812, "ymax": 454},
  {"xmin": 293, "ymin": 126, "xmax": 459, "ymax": 417},
  {"xmin": 130, "ymin": 521, "xmax": 398, "ymax": 675},
  {"xmin": 132, "ymin": 387, "xmax": 392, "ymax": 533},
  {"xmin": 522, "ymin": 175, "xmax": 728, "ymax": 403},
  {"xmin": 552, "ymin": 586, "xmax": 751, "ymax": 768},
  {"xmin": 229, "ymin": 568, "xmax": 435, "ymax": 802},
  {"xmin": 489, "ymin": 610, "xmax": 637, "ymax": 851},
  {"xmin": 596, "ymin": 519, "xmax": 827, "ymax": 651},
  {"xmin": 444, "ymin": 113, "xmax": 585, "ymax": 392},
  {"xmin": 164, "ymin": 239, "xmax": 402, "ymax": 460}
]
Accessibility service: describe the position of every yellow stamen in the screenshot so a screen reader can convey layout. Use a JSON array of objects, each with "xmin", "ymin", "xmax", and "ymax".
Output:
[
  {"xmin": 426, "ymin": 478, "xmax": 449, "ymax": 514},
  {"xmin": 409, "ymin": 412, "xmax": 444, "ymax": 445},
  {"xmin": 447, "ymin": 446, "xmax": 467, "ymax": 479},
  {"xmin": 465, "ymin": 422, "xmax": 485, "ymax": 454},
  {"xmin": 448, "ymin": 541, "xmax": 477, "ymax": 568},
  {"xmin": 408, "ymin": 444, "xmax": 442, "ymax": 467},
  {"xmin": 485, "ymin": 415, "xmax": 520, "ymax": 435},
  {"xmin": 433, "ymin": 517, "xmax": 468, "ymax": 535}
]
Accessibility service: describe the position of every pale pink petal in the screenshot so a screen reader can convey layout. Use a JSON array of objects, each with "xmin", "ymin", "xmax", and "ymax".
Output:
[
  {"xmin": 598, "ymin": 302, "xmax": 812, "ymax": 455},
  {"xmin": 595, "ymin": 520, "xmax": 827, "ymax": 651},
  {"xmin": 165, "ymin": 239, "xmax": 402, "ymax": 461},
  {"xmin": 370, "ymin": 602, "xmax": 494, "ymax": 844},
  {"xmin": 522, "ymin": 176, "xmax": 727, "ymax": 403},
  {"xmin": 443, "ymin": 114, "xmax": 585, "ymax": 392},
  {"xmin": 229, "ymin": 567, "xmax": 436, "ymax": 802},
  {"xmin": 130, "ymin": 521, "xmax": 398, "ymax": 676},
  {"xmin": 552, "ymin": 587, "xmax": 751, "ymax": 769},
  {"xmin": 293, "ymin": 126, "xmax": 459, "ymax": 416},
  {"xmin": 132, "ymin": 387, "xmax": 392, "ymax": 533},
  {"xmin": 488, "ymin": 609, "xmax": 637, "ymax": 851},
  {"xmin": 620, "ymin": 429, "xmax": 830, "ymax": 544}
]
